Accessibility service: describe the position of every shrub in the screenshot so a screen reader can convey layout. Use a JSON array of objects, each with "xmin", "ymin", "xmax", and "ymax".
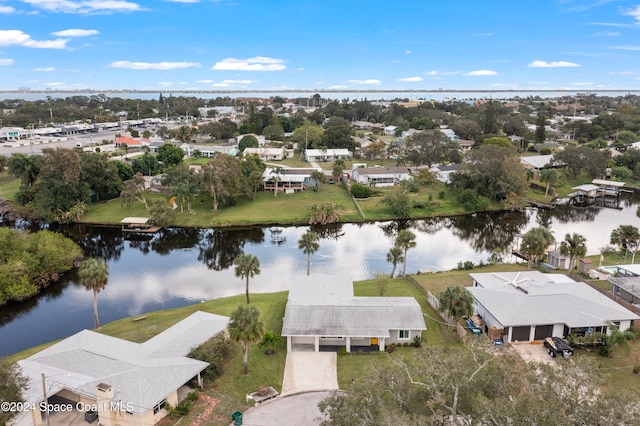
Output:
[
  {"xmin": 351, "ymin": 183, "xmax": 374, "ymax": 198},
  {"xmin": 337, "ymin": 347, "xmax": 347, "ymax": 356},
  {"xmin": 438, "ymin": 190, "xmax": 446, "ymax": 199},
  {"xmin": 457, "ymin": 189, "xmax": 489, "ymax": 212},
  {"xmin": 412, "ymin": 336, "xmax": 423, "ymax": 348},
  {"xmin": 188, "ymin": 332, "xmax": 232, "ymax": 382},
  {"xmin": 166, "ymin": 390, "xmax": 198, "ymax": 416},
  {"xmin": 634, "ymin": 365, "xmax": 640, "ymax": 374}
]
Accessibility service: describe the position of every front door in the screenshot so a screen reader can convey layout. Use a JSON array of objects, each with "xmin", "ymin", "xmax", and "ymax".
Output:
[{"xmin": 370, "ymin": 338, "xmax": 378, "ymax": 345}]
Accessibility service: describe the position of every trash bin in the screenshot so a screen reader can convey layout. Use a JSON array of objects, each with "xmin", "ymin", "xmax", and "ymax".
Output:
[{"xmin": 232, "ymin": 411, "xmax": 243, "ymax": 426}]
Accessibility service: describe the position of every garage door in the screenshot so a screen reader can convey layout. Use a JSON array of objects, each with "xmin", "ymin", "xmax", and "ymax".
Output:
[
  {"xmin": 511, "ymin": 326, "xmax": 531, "ymax": 342},
  {"xmin": 534, "ymin": 325, "xmax": 553, "ymax": 340}
]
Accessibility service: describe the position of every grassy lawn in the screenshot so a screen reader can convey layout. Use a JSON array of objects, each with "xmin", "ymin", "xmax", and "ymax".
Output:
[
  {"xmin": 83, "ymin": 183, "xmax": 360, "ymax": 227},
  {"xmin": 0, "ymin": 173, "xmax": 21, "ymax": 200}
]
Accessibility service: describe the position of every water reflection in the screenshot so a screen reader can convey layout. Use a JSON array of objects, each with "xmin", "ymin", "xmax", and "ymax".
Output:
[{"xmin": 2, "ymin": 194, "xmax": 640, "ymax": 356}]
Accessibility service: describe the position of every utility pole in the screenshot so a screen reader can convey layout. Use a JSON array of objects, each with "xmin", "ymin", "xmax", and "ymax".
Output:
[{"xmin": 42, "ymin": 374, "xmax": 50, "ymax": 426}]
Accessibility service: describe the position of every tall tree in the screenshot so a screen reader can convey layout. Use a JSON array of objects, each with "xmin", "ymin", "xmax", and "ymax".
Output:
[
  {"xmin": 520, "ymin": 227, "xmax": 555, "ymax": 269},
  {"xmin": 80, "ymin": 153, "xmax": 123, "ymax": 201},
  {"xmin": 610, "ymin": 225, "xmax": 640, "ymax": 260},
  {"xmin": 535, "ymin": 104, "xmax": 547, "ymax": 144},
  {"xmin": 395, "ymin": 230, "xmax": 417, "ymax": 278},
  {"xmin": 539, "ymin": 168, "xmax": 558, "ymax": 198},
  {"xmin": 7, "ymin": 153, "xmax": 39, "ymax": 186},
  {"xmin": 0, "ymin": 360, "xmax": 28, "ymax": 426},
  {"xmin": 559, "ymin": 233, "xmax": 587, "ymax": 272},
  {"xmin": 120, "ymin": 172, "xmax": 148, "ymax": 208},
  {"xmin": 386, "ymin": 246, "xmax": 404, "ymax": 278},
  {"xmin": 298, "ymin": 231, "xmax": 320, "ymax": 275},
  {"xmin": 157, "ymin": 143, "xmax": 185, "ymax": 166},
  {"xmin": 310, "ymin": 170, "xmax": 327, "ymax": 192},
  {"xmin": 200, "ymin": 155, "xmax": 244, "ymax": 211},
  {"xmin": 270, "ymin": 167, "xmax": 283, "ymax": 198},
  {"xmin": 78, "ymin": 257, "xmax": 109, "ymax": 329},
  {"xmin": 227, "ymin": 304, "xmax": 265, "ymax": 375},
  {"xmin": 439, "ymin": 286, "xmax": 474, "ymax": 318},
  {"xmin": 234, "ymin": 253, "xmax": 260, "ymax": 304}
]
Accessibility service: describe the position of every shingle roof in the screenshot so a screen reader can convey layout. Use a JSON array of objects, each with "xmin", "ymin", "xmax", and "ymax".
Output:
[
  {"xmin": 282, "ymin": 298, "xmax": 426, "ymax": 337},
  {"xmin": 17, "ymin": 312, "xmax": 228, "ymax": 419}
]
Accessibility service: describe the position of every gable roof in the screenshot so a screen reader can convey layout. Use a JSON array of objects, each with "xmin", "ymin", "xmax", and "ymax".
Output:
[
  {"xmin": 17, "ymin": 312, "xmax": 228, "ymax": 418},
  {"xmin": 354, "ymin": 166, "xmax": 410, "ymax": 176},
  {"xmin": 467, "ymin": 271, "xmax": 639, "ymax": 328},
  {"xmin": 281, "ymin": 274, "xmax": 426, "ymax": 337}
]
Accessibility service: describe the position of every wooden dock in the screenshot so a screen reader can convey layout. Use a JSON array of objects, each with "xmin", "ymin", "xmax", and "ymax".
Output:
[
  {"xmin": 120, "ymin": 217, "xmax": 161, "ymax": 234},
  {"xmin": 526, "ymin": 199, "xmax": 555, "ymax": 209}
]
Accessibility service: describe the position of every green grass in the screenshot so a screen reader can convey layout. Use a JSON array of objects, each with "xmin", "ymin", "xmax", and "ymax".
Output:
[{"xmin": 0, "ymin": 173, "xmax": 21, "ymax": 200}]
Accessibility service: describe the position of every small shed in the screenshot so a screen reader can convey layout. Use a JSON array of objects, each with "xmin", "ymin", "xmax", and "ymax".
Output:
[{"xmin": 578, "ymin": 259, "xmax": 592, "ymax": 275}]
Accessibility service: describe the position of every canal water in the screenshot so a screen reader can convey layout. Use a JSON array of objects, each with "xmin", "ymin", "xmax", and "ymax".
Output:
[{"xmin": 1, "ymin": 199, "xmax": 639, "ymax": 357}]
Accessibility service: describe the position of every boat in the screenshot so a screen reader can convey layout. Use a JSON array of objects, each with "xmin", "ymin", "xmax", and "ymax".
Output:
[{"xmin": 270, "ymin": 227, "xmax": 286, "ymax": 243}]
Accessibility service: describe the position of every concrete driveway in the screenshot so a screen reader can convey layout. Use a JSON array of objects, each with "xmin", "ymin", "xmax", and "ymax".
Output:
[
  {"xmin": 281, "ymin": 352, "xmax": 339, "ymax": 396},
  {"xmin": 511, "ymin": 342, "xmax": 554, "ymax": 365},
  {"xmin": 239, "ymin": 391, "xmax": 331, "ymax": 425}
]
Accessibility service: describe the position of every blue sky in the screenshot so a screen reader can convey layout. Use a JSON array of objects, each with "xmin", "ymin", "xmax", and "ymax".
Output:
[{"xmin": 1, "ymin": 0, "xmax": 640, "ymax": 91}]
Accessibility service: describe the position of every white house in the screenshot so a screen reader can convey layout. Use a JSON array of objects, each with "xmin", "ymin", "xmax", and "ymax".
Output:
[
  {"xmin": 351, "ymin": 166, "xmax": 411, "ymax": 187},
  {"xmin": 282, "ymin": 274, "xmax": 426, "ymax": 352},
  {"xmin": 383, "ymin": 125, "xmax": 397, "ymax": 136},
  {"xmin": 262, "ymin": 167, "xmax": 322, "ymax": 193},
  {"xmin": 305, "ymin": 148, "xmax": 352, "ymax": 163},
  {"xmin": 466, "ymin": 271, "xmax": 639, "ymax": 343},
  {"xmin": 430, "ymin": 164, "xmax": 462, "ymax": 184},
  {"xmin": 243, "ymin": 147, "xmax": 285, "ymax": 161},
  {"xmin": 15, "ymin": 312, "xmax": 229, "ymax": 426}
]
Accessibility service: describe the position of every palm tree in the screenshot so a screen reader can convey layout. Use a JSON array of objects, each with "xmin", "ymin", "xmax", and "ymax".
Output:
[
  {"xmin": 234, "ymin": 253, "xmax": 260, "ymax": 304},
  {"xmin": 227, "ymin": 305, "xmax": 265, "ymax": 375},
  {"xmin": 520, "ymin": 227, "xmax": 555, "ymax": 269},
  {"xmin": 298, "ymin": 231, "xmax": 320, "ymax": 276},
  {"xmin": 395, "ymin": 230, "xmax": 417, "ymax": 278},
  {"xmin": 310, "ymin": 170, "xmax": 327, "ymax": 192},
  {"xmin": 78, "ymin": 258, "xmax": 109, "ymax": 329},
  {"xmin": 610, "ymin": 225, "xmax": 640, "ymax": 261},
  {"xmin": 594, "ymin": 321, "xmax": 636, "ymax": 357},
  {"xmin": 386, "ymin": 246, "xmax": 404, "ymax": 278},
  {"xmin": 439, "ymin": 286, "xmax": 474, "ymax": 318},
  {"xmin": 539, "ymin": 168, "xmax": 558, "ymax": 198},
  {"xmin": 270, "ymin": 167, "xmax": 283, "ymax": 198},
  {"xmin": 559, "ymin": 233, "xmax": 587, "ymax": 272}
]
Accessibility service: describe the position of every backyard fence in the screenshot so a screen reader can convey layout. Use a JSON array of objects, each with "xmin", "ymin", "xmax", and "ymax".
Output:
[{"xmin": 405, "ymin": 276, "xmax": 467, "ymax": 343}]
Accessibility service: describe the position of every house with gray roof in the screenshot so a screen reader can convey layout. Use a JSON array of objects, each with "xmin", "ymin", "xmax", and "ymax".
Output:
[
  {"xmin": 15, "ymin": 311, "xmax": 228, "ymax": 426},
  {"xmin": 467, "ymin": 271, "xmax": 639, "ymax": 343},
  {"xmin": 351, "ymin": 166, "xmax": 411, "ymax": 187},
  {"xmin": 281, "ymin": 274, "xmax": 426, "ymax": 352}
]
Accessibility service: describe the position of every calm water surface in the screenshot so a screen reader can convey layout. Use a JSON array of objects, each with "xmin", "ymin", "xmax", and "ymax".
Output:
[{"xmin": 1, "ymin": 198, "xmax": 639, "ymax": 356}]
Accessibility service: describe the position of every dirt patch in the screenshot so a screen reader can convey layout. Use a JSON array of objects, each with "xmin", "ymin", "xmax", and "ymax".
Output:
[{"xmin": 511, "ymin": 342, "xmax": 554, "ymax": 365}]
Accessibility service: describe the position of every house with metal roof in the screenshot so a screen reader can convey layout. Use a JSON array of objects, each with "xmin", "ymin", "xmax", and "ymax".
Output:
[
  {"xmin": 15, "ymin": 311, "xmax": 228, "ymax": 426},
  {"xmin": 262, "ymin": 167, "xmax": 322, "ymax": 194},
  {"xmin": 467, "ymin": 271, "xmax": 639, "ymax": 343},
  {"xmin": 281, "ymin": 274, "xmax": 426, "ymax": 352},
  {"xmin": 351, "ymin": 166, "xmax": 411, "ymax": 187}
]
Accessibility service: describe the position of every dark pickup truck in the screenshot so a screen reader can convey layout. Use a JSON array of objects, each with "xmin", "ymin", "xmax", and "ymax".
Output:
[{"xmin": 544, "ymin": 337, "xmax": 574, "ymax": 358}]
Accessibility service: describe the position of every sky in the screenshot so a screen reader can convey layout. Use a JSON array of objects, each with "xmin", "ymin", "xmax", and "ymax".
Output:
[{"xmin": 1, "ymin": 0, "xmax": 640, "ymax": 92}]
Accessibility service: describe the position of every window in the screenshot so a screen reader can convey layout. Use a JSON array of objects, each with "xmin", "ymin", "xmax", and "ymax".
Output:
[
  {"xmin": 398, "ymin": 330, "xmax": 410, "ymax": 340},
  {"xmin": 153, "ymin": 399, "xmax": 166, "ymax": 415}
]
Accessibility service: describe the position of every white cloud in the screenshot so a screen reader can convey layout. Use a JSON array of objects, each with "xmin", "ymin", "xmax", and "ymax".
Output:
[
  {"xmin": 20, "ymin": 0, "xmax": 143, "ymax": 14},
  {"xmin": 328, "ymin": 85, "xmax": 348, "ymax": 89},
  {"xmin": 609, "ymin": 45, "xmax": 640, "ymax": 51},
  {"xmin": 52, "ymin": 29, "xmax": 99, "ymax": 37},
  {"xmin": 220, "ymin": 79, "xmax": 255, "ymax": 84},
  {"xmin": 211, "ymin": 56, "xmax": 286, "ymax": 71},
  {"xmin": 593, "ymin": 31, "xmax": 620, "ymax": 36},
  {"xmin": 297, "ymin": 67, "xmax": 305, "ymax": 71},
  {"xmin": 624, "ymin": 5, "xmax": 640, "ymax": 22},
  {"xmin": 397, "ymin": 76, "xmax": 423, "ymax": 82},
  {"xmin": 609, "ymin": 71, "xmax": 636, "ymax": 75},
  {"xmin": 405, "ymin": 50, "xmax": 412, "ymax": 54},
  {"xmin": 348, "ymin": 79, "xmax": 381, "ymax": 85},
  {"xmin": 424, "ymin": 70, "xmax": 438, "ymax": 76},
  {"xmin": 0, "ymin": 30, "xmax": 68, "ymax": 49},
  {"xmin": 465, "ymin": 70, "xmax": 498, "ymax": 76},
  {"xmin": 0, "ymin": 58, "xmax": 15, "ymax": 65},
  {"xmin": 109, "ymin": 61, "xmax": 201, "ymax": 70},
  {"xmin": 0, "ymin": 5, "xmax": 16, "ymax": 13},
  {"xmin": 158, "ymin": 81, "xmax": 174, "ymax": 87},
  {"xmin": 569, "ymin": 82, "xmax": 594, "ymax": 86},
  {"xmin": 196, "ymin": 79, "xmax": 213, "ymax": 83},
  {"xmin": 34, "ymin": 67, "xmax": 55, "ymax": 72},
  {"xmin": 212, "ymin": 83, "xmax": 229, "ymax": 87},
  {"xmin": 528, "ymin": 60, "xmax": 579, "ymax": 68},
  {"xmin": 166, "ymin": 0, "xmax": 199, "ymax": 3}
]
